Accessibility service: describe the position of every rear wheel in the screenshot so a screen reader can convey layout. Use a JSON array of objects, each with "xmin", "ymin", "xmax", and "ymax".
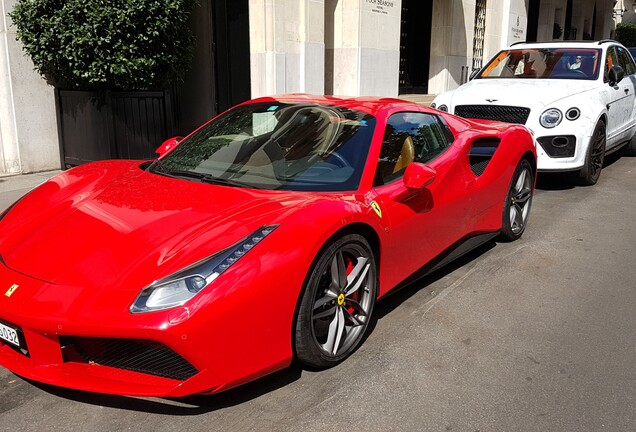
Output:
[
  {"xmin": 498, "ymin": 159, "xmax": 534, "ymax": 242},
  {"xmin": 578, "ymin": 121, "xmax": 606, "ymax": 186},
  {"xmin": 295, "ymin": 234, "xmax": 377, "ymax": 368}
]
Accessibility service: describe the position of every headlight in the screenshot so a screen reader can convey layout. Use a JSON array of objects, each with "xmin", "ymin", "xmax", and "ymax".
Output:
[
  {"xmin": 130, "ymin": 225, "xmax": 278, "ymax": 313},
  {"xmin": 437, "ymin": 104, "xmax": 448, "ymax": 112},
  {"xmin": 539, "ymin": 108, "xmax": 562, "ymax": 128},
  {"xmin": 430, "ymin": 102, "xmax": 436, "ymax": 109}
]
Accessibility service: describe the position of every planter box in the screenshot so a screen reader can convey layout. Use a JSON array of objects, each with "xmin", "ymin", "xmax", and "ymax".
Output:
[{"xmin": 57, "ymin": 90, "xmax": 176, "ymax": 167}]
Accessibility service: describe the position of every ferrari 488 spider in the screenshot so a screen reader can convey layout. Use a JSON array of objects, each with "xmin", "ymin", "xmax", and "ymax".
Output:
[{"xmin": 0, "ymin": 95, "xmax": 536, "ymax": 397}]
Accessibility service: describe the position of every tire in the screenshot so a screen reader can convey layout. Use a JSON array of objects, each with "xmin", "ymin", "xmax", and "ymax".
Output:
[
  {"xmin": 498, "ymin": 159, "xmax": 534, "ymax": 242},
  {"xmin": 294, "ymin": 234, "xmax": 377, "ymax": 369},
  {"xmin": 578, "ymin": 121, "xmax": 606, "ymax": 186}
]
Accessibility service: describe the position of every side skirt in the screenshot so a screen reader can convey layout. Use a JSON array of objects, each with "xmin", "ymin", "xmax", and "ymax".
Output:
[{"xmin": 388, "ymin": 231, "xmax": 499, "ymax": 295}]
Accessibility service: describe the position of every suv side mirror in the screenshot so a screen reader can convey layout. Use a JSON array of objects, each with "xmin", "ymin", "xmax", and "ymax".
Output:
[
  {"xmin": 608, "ymin": 65, "xmax": 625, "ymax": 86},
  {"xmin": 156, "ymin": 136, "xmax": 183, "ymax": 157}
]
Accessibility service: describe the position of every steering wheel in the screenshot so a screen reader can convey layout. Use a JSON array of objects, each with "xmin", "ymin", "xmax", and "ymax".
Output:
[{"xmin": 552, "ymin": 69, "xmax": 587, "ymax": 78}]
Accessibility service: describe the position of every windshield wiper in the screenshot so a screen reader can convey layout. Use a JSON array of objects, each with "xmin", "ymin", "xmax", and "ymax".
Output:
[
  {"xmin": 161, "ymin": 169, "xmax": 257, "ymax": 189},
  {"xmin": 151, "ymin": 158, "xmax": 169, "ymax": 174},
  {"xmin": 200, "ymin": 175, "xmax": 260, "ymax": 189}
]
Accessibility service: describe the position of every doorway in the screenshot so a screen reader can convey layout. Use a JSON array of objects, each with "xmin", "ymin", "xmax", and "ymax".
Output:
[
  {"xmin": 173, "ymin": 0, "xmax": 251, "ymax": 135},
  {"xmin": 526, "ymin": 0, "xmax": 540, "ymax": 42},
  {"xmin": 214, "ymin": 0, "xmax": 251, "ymax": 112},
  {"xmin": 399, "ymin": 0, "xmax": 433, "ymax": 94}
]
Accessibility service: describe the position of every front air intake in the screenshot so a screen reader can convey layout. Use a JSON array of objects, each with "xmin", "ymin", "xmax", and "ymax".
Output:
[{"xmin": 60, "ymin": 336, "xmax": 198, "ymax": 381}]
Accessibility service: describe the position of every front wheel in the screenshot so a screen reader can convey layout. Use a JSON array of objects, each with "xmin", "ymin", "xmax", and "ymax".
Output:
[
  {"xmin": 498, "ymin": 159, "xmax": 534, "ymax": 242},
  {"xmin": 294, "ymin": 234, "xmax": 377, "ymax": 369},
  {"xmin": 578, "ymin": 121, "xmax": 606, "ymax": 186}
]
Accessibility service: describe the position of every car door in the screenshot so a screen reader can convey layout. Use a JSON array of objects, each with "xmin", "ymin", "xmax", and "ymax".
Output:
[
  {"xmin": 369, "ymin": 112, "xmax": 474, "ymax": 291},
  {"xmin": 604, "ymin": 46, "xmax": 635, "ymax": 146},
  {"xmin": 613, "ymin": 46, "xmax": 636, "ymax": 148}
]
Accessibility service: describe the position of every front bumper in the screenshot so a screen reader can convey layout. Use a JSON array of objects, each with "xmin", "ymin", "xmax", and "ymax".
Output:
[
  {"xmin": 535, "ymin": 134, "xmax": 587, "ymax": 172},
  {"xmin": 0, "ymin": 261, "xmax": 221, "ymax": 397}
]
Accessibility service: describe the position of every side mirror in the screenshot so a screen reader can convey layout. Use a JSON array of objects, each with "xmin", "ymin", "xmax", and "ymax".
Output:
[
  {"xmin": 403, "ymin": 163, "xmax": 436, "ymax": 189},
  {"xmin": 608, "ymin": 65, "xmax": 625, "ymax": 86},
  {"xmin": 156, "ymin": 136, "xmax": 183, "ymax": 157}
]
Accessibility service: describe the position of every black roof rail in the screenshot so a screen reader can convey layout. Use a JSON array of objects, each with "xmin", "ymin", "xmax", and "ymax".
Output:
[{"xmin": 508, "ymin": 39, "xmax": 618, "ymax": 47}]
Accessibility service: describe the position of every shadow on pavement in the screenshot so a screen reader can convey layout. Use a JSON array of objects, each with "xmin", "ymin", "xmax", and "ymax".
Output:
[
  {"xmin": 25, "ymin": 364, "xmax": 303, "ymax": 414},
  {"xmin": 372, "ymin": 240, "xmax": 497, "ymax": 323},
  {"xmin": 535, "ymin": 150, "xmax": 624, "ymax": 191}
]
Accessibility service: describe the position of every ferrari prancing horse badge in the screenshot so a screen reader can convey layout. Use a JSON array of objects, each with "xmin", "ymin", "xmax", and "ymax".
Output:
[
  {"xmin": 370, "ymin": 201, "xmax": 382, "ymax": 219},
  {"xmin": 4, "ymin": 284, "xmax": 18, "ymax": 297}
]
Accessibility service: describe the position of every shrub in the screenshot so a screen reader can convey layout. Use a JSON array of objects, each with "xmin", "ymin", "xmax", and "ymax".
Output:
[
  {"xmin": 616, "ymin": 22, "xmax": 636, "ymax": 48},
  {"xmin": 10, "ymin": 0, "xmax": 197, "ymax": 90}
]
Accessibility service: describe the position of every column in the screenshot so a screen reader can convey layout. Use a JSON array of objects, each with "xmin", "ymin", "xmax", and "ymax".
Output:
[
  {"xmin": 428, "ymin": 0, "xmax": 473, "ymax": 94},
  {"xmin": 0, "ymin": 0, "xmax": 20, "ymax": 173},
  {"xmin": 329, "ymin": 0, "xmax": 402, "ymax": 96},
  {"xmin": 250, "ymin": 0, "xmax": 325, "ymax": 98},
  {"xmin": 1, "ymin": 0, "xmax": 60, "ymax": 174}
]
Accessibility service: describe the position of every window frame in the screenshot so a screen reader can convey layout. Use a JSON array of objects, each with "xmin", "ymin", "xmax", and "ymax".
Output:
[{"xmin": 373, "ymin": 111, "xmax": 454, "ymax": 186}]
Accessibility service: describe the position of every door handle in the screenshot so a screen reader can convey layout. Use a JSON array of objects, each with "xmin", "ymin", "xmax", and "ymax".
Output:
[{"xmin": 625, "ymin": 88, "xmax": 630, "ymax": 94}]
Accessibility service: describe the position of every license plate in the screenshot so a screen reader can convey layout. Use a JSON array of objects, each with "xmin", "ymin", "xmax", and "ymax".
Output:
[{"xmin": 0, "ymin": 321, "xmax": 20, "ymax": 347}]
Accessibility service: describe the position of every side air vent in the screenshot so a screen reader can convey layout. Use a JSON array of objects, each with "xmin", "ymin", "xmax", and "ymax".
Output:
[{"xmin": 469, "ymin": 138, "xmax": 500, "ymax": 176}]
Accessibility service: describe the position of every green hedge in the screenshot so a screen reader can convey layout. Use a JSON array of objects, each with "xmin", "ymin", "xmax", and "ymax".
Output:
[
  {"xmin": 616, "ymin": 22, "xmax": 636, "ymax": 48},
  {"xmin": 10, "ymin": 0, "xmax": 196, "ymax": 90}
]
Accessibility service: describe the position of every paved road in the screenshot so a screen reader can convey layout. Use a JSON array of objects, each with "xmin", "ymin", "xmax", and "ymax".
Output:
[{"xmin": 1, "ymin": 155, "xmax": 635, "ymax": 432}]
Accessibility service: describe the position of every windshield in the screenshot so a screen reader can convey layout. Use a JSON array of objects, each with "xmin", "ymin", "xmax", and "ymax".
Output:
[
  {"xmin": 477, "ymin": 48, "xmax": 601, "ymax": 80},
  {"xmin": 154, "ymin": 102, "xmax": 376, "ymax": 191}
]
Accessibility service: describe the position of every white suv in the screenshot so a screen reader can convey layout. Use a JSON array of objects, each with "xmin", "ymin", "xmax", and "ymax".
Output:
[{"xmin": 432, "ymin": 40, "xmax": 636, "ymax": 185}]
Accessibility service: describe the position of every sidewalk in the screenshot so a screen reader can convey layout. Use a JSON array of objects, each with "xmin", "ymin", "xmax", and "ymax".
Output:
[
  {"xmin": 0, "ymin": 170, "xmax": 61, "ymax": 211},
  {"xmin": 397, "ymin": 94, "xmax": 436, "ymax": 105}
]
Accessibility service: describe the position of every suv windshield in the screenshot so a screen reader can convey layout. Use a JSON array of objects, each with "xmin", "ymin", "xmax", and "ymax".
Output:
[
  {"xmin": 478, "ymin": 48, "xmax": 601, "ymax": 80},
  {"xmin": 154, "ymin": 102, "xmax": 376, "ymax": 191}
]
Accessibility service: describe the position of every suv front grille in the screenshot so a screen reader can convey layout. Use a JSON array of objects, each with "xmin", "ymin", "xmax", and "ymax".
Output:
[{"xmin": 454, "ymin": 105, "xmax": 531, "ymax": 125}]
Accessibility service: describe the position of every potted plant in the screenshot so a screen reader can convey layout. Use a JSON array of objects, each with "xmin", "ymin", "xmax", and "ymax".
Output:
[{"xmin": 10, "ymin": 0, "xmax": 196, "ymax": 166}]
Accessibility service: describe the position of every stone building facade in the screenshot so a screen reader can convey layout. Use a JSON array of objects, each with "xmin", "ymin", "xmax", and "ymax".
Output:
[{"xmin": 0, "ymin": 0, "xmax": 619, "ymax": 174}]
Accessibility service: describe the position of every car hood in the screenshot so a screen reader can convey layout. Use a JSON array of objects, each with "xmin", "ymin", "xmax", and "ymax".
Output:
[
  {"xmin": 0, "ymin": 161, "xmax": 321, "ymax": 289},
  {"xmin": 445, "ymin": 78, "xmax": 598, "ymax": 109}
]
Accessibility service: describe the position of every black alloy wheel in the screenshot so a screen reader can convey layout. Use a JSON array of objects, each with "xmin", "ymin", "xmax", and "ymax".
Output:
[
  {"xmin": 578, "ymin": 121, "xmax": 606, "ymax": 186},
  {"xmin": 498, "ymin": 159, "xmax": 534, "ymax": 242}
]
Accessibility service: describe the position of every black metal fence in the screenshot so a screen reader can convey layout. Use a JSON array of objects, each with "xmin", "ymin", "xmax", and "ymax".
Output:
[{"xmin": 57, "ymin": 90, "xmax": 175, "ymax": 167}]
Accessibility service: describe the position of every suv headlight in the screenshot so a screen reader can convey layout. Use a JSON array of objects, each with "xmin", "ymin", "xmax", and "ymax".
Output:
[
  {"xmin": 539, "ymin": 108, "xmax": 562, "ymax": 128},
  {"xmin": 130, "ymin": 225, "xmax": 278, "ymax": 313}
]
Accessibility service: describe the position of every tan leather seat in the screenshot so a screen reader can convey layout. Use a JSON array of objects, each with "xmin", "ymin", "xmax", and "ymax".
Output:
[{"xmin": 392, "ymin": 135, "xmax": 415, "ymax": 174}]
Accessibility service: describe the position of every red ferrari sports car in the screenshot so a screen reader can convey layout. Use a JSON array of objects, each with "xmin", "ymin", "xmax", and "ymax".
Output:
[{"xmin": 0, "ymin": 95, "xmax": 536, "ymax": 397}]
